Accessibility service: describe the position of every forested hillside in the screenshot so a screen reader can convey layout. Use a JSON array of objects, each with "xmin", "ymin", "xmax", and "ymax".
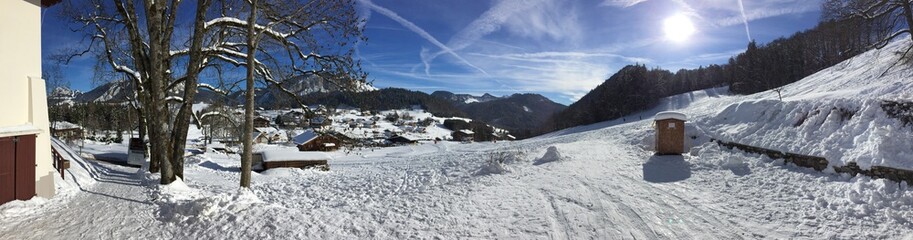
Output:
[{"xmin": 543, "ymin": 3, "xmax": 894, "ymax": 132}]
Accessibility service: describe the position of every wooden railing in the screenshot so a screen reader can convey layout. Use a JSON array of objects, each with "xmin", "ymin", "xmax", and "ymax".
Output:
[{"xmin": 51, "ymin": 146, "xmax": 69, "ymax": 180}]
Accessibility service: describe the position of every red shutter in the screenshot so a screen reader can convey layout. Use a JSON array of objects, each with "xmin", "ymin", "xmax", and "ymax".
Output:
[
  {"xmin": 15, "ymin": 135, "xmax": 36, "ymax": 200},
  {"xmin": 0, "ymin": 137, "xmax": 15, "ymax": 204}
]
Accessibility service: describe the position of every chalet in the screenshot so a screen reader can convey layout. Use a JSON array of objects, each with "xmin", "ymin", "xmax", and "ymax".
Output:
[
  {"xmin": 254, "ymin": 127, "xmax": 287, "ymax": 144},
  {"xmin": 252, "ymin": 150, "xmax": 330, "ymax": 171},
  {"xmin": 253, "ymin": 116, "xmax": 272, "ymax": 128},
  {"xmin": 252, "ymin": 131, "xmax": 271, "ymax": 144},
  {"xmin": 309, "ymin": 116, "xmax": 331, "ymax": 128},
  {"xmin": 50, "ymin": 121, "xmax": 83, "ymax": 140},
  {"xmin": 278, "ymin": 110, "xmax": 306, "ymax": 127},
  {"xmin": 387, "ymin": 135, "xmax": 416, "ymax": 145},
  {"xmin": 293, "ymin": 129, "xmax": 341, "ymax": 152},
  {"xmin": 452, "ymin": 129, "xmax": 474, "ymax": 142},
  {"xmin": 1, "ymin": 0, "xmax": 60, "ymax": 205}
]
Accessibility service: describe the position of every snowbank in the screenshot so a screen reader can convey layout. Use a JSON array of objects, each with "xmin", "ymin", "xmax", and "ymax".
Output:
[
  {"xmin": 534, "ymin": 146, "xmax": 562, "ymax": 165},
  {"xmin": 260, "ymin": 150, "xmax": 332, "ymax": 162},
  {"xmin": 154, "ymin": 177, "xmax": 263, "ymax": 223}
]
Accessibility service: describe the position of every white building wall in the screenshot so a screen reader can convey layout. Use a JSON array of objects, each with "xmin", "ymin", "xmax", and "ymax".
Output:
[{"xmin": 0, "ymin": 0, "xmax": 56, "ymax": 198}]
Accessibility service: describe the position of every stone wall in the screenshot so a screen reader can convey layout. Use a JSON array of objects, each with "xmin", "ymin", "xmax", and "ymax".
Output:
[{"xmin": 710, "ymin": 138, "xmax": 913, "ymax": 185}]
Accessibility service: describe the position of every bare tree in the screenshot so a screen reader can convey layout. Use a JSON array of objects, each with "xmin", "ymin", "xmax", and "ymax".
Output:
[
  {"xmin": 824, "ymin": 0, "xmax": 913, "ymax": 49},
  {"xmin": 60, "ymin": 0, "xmax": 366, "ymax": 184},
  {"xmin": 241, "ymin": 0, "xmax": 260, "ymax": 188}
]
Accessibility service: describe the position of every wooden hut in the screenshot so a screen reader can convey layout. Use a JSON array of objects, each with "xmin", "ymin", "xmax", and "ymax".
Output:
[
  {"xmin": 252, "ymin": 150, "xmax": 330, "ymax": 171},
  {"xmin": 654, "ymin": 111, "xmax": 687, "ymax": 155},
  {"xmin": 293, "ymin": 129, "xmax": 341, "ymax": 152}
]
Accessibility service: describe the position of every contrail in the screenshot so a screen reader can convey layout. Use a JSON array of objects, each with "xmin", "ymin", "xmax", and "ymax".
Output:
[
  {"xmin": 357, "ymin": 0, "xmax": 488, "ymax": 75},
  {"xmin": 736, "ymin": 0, "xmax": 752, "ymax": 42}
]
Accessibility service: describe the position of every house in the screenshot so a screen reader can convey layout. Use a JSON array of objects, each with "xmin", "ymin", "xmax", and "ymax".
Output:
[
  {"xmin": 309, "ymin": 116, "xmax": 331, "ymax": 128},
  {"xmin": 251, "ymin": 131, "xmax": 271, "ymax": 144},
  {"xmin": 50, "ymin": 121, "xmax": 83, "ymax": 140},
  {"xmin": 387, "ymin": 135, "xmax": 416, "ymax": 145},
  {"xmin": 254, "ymin": 127, "xmax": 286, "ymax": 144},
  {"xmin": 293, "ymin": 129, "xmax": 341, "ymax": 152},
  {"xmin": 277, "ymin": 110, "xmax": 305, "ymax": 127},
  {"xmin": 253, "ymin": 116, "xmax": 272, "ymax": 128},
  {"xmin": 252, "ymin": 150, "xmax": 330, "ymax": 171},
  {"xmin": 654, "ymin": 111, "xmax": 687, "ymax": 155},
  {"xmin": 0, "ymin": 0, "xmax": 59, "ymax": 205},
  {"xmin": 452, "ymin": 129, "xmax": 474, "ymax": 142}
]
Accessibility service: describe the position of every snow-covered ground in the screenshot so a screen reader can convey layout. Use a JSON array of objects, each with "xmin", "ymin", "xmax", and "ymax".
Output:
[{"xmin": 4, "ymin": 41, "xmax": 913, "ymax": 239}]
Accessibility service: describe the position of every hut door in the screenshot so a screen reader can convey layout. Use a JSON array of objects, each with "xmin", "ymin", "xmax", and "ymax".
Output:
[
  {"xmin": 0, "ymin": 137, "xmax": 14, "ymax": 204},
  {"xmin": 0, "ymin": 135, "xmax": 37, "ymax": 205},
  {"xmin": 15, "ymin": 135, "xmax": 35, "ymax": 200}
]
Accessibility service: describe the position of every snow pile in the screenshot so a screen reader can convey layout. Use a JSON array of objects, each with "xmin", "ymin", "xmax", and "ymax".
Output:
[
  {"xmin": 154, "ymin": 178, "xmax": 263, "ymax": 223},
  {"xmin": 534, "ymin": 146, "xmax": 563, "ymax": 165},
  {"xmin": 701, "ymin": 98, "xmax": 913, "ymax": 170}
]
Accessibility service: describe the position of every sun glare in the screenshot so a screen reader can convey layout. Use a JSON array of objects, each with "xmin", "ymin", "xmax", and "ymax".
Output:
[{"xmin": 664, "ymin": 14, "xmax": 696, "ymax": 43}]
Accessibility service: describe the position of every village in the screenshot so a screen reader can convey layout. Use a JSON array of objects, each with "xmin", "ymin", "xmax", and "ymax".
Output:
[{"xmin": 48, "ymin": 103, "xmax": 515, "ymax": 171}]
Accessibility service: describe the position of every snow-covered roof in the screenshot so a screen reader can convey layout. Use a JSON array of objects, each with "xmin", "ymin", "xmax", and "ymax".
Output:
[
  {"xmin": 654, "ymin": 111, "xmax": 687, "ymax": 121},
  {"xmin": 254, "ymin": 127, "xmax": 278, "ymax": 133},
  {"xmin": 260, "ymin": 150, "xmax": 332, "ymax": 162},
  {"xmin": 459, "ymin": 129, "xmax": 475, "ymax": 135},
  {"xmin": 51, "ymin": 121, "xmax": 82, "ymax": 130},
  {"xmin": 293, "ymin": 129, "xmax": 319, "ymax": 145}
]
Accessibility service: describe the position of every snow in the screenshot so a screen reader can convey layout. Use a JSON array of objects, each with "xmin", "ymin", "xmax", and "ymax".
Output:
[
  {"xmin": 51, "ymin": 121, "xmax": 82, "ymax": 130},
  {"xmin": 259, "ymin": 150, "xmax": 332, "ymax": 162},
  {"xmin": 0, "ymin": 124, "xmax": 41, "ymax": 138},
  {"xmin": 654, "ymin": 111, "xmax": 687, "ymax": 121},
  {"xmin": 5, "ymin": 41, "xmax": 913, "ymax": 239},
  {"xmin": 533, "ymin": 146, "xmax": 562, "ymax": 165}
]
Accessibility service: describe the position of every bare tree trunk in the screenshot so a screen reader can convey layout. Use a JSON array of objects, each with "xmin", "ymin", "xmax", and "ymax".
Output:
[
  {"xmin": 169, "ymin": 0, "xmax": 212, "ymax": 181},
  {"xmin": 240, "ymin": 0, "xmax": 258, "ymax": 188}
]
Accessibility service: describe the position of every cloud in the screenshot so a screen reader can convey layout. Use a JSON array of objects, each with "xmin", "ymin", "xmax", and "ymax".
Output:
[
  {"xmin": 421, "ymin": 0, "xmax": 582, "ymax": 75},
  {"xmin": 473, "ymin": 51, "xmax": 651, "ymax": 64},
  {"xmin": 736, "ymin": 0, "xmax": 752, "ymax": 41},
  {"xmin": 356, "ymin": 0, "xmax": 488, "ymax": 75},
  {"xmin": 600, "ymin": 0, "xmax": 650, "ymax": 8},
  {"xmin": 714, "ymin": 4, "xmax": 820, "ymax": 27}
]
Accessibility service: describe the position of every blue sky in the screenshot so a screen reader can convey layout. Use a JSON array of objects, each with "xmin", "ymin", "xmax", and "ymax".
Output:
[{"xmin": 41, "ymin": 0, "xmax": 824, "ymax": 105}]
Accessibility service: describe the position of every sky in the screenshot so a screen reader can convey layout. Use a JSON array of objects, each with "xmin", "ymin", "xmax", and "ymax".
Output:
[{"xmin": 41, "ymin": 0, "xmax": 825, "ymax": 105}]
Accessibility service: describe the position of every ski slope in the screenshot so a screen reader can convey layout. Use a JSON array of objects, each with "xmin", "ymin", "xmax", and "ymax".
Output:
[{"xmin": 3, "ymin": 41, "xmax": 913, "ymax": 238}]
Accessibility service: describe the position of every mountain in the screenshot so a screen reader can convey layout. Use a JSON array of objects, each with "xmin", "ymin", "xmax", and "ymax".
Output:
[
  {"xmin": 430, "ymin": 91, "xmax": 500, "ymax": 105},
  {"xmin": 460, "ymin": 94, "xmax": 566, "ymax": 137},
  {"xmin": 298, "ymin": 88, "xmax": 467, "ymax": 118},
  {"xmin": 61, "ymin": 75, "xmax": 375, "ymax": 105},
  {"xmin": 252, "ymin": 75, "xmax": 376, "ymax": 107},
  {"xmin": 74, "ymin": 80, "xmax": 133, "ymax": 103},
  {"xmin": 428, "ymin": 91, "xmax": 566, "ymax": 138},
  {"xmin": 48, "ymin": 86, "xmax": 81, "ymax": 105},
  {"xmin": 542, "ymin": 65, "xmax": 661, "ymax": 132}
]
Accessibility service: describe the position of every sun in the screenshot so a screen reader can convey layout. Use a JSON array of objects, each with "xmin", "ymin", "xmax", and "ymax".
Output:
[{"xmin": 664, "ymin": 14, "xmax": 696, "ymax": 43}]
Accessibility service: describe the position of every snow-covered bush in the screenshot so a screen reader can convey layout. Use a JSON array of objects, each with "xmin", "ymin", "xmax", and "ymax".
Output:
[{"xmin": 475, "ymin": 149, "xmax": 525, "ymax": 175}]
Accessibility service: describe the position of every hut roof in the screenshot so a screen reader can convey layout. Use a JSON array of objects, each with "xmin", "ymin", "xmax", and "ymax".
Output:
[{"xmin": 654, "ymin": 111, "xmax": 687, "ymax": 121}]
